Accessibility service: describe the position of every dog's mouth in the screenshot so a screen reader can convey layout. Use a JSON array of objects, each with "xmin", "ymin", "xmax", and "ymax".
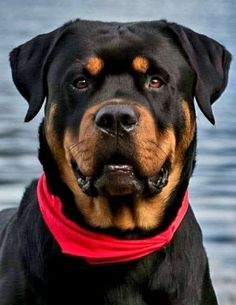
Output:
[{"xmin": 72, "ymin": 154, "xmax": 170, "ymax": 198}]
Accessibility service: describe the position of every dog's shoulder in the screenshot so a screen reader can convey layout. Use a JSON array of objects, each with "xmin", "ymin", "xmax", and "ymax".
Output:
[
  {"xmin": 0, "ymin": 180, "xmax": 40, "ymax": 265},
  {"xmin": 0, "ymin": 180, "xmax": 49, "ymax": 304},
  {"xmin": 0, "ymin": 208, "xmax": 17, "ymax": 236},
  {"xmin": 0, "ymin": 207, "xmax": 26, "ymax": 304}
]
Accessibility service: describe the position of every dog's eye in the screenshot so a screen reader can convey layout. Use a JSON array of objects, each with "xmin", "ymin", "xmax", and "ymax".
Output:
[
  {"xmin": 149, "ymin": 77, "xmax": 163, "ymax": 89},
  {"xmin": 73, "ymin": 77, "xmax": 89, "ymax": 90}
]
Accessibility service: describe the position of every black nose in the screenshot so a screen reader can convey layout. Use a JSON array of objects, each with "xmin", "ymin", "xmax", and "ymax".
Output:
[{"xmin": 95, "ymin": 104, "xmax": 138, "ymax": 134}]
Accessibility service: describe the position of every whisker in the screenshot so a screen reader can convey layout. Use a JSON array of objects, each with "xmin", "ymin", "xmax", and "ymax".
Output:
[{"xmin": 144, "ymin": 139, "xmax": 169, "ymax": 158}]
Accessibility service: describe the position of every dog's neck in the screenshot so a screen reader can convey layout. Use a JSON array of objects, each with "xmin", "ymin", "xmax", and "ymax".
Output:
[{"xmin": 37, "ymin": 173, "xmax": 189, "ymax": 264}]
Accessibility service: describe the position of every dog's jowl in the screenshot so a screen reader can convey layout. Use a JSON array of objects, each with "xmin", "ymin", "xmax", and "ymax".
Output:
[{"xmin": 0, "ymin": 20, "xmax": 231, "ymax": 305}]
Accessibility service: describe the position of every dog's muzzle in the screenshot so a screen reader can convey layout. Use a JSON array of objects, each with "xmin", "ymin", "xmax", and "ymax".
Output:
[{"xmin": 73, "ymin": 103, "xmax": 170, "ymax": 198}]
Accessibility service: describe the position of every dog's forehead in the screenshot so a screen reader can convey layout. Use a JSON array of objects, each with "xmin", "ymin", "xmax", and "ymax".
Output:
[
  {"xmin": 48, "ymin": 20, "xmax": 186, "ymax": 79},
  {"xmin": 56, "ymin": 20, "xmax": 177, "ymax": 64},
  {"xmin": 67, "ymin": 20, "xmax": 167, "ymax": 46}
]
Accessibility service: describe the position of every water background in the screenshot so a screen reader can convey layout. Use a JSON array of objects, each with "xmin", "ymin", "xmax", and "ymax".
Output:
[{"xmin": 0, "ymin": 0, "xmax": 235, "ymax": 304}]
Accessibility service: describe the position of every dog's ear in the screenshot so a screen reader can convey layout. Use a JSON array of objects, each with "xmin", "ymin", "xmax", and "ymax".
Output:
[
  {"xmin": 168, "ymin": 23, "xmax": 231, "ymax": 124},
  {"xmin": 9, "ymin": 27, "xmax": 64, "ymax": 122}
]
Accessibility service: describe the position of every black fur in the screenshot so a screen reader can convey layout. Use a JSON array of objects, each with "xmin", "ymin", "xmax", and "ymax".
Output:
[{"xmin": 0, "ymin": 19, "xmax": 231, "ymax": 304}]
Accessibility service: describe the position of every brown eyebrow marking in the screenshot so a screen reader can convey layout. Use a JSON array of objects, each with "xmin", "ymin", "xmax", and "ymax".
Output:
[
  {"xmin": 85, "ymin": 57, "xmax": 104, "ymax": 76},
  {"xmin": 132, "ymin": 56, "xmax": 149, "ymax": 73}
]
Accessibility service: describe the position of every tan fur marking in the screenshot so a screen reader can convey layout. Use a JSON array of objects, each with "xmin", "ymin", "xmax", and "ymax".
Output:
[
  {"xmin": 75, "ymin": 196, "xmax": 113, "ymax": 228},
  {"xmin": 135, "ymin": 197, "xmax": 163, "ymax": 230},
  {"xmin": 74, "ymin": 116, "xmax": 98, "ymax": 177},
  {"xmin": 44, "ymin": 104, "xmax": 86, "ymax": 199},
  {"xmin": 133, "ymin": 105, "xmax": 176, "ymax": 177},
  {"xmin": 134, "ymin": 101, "xmax": 195, "ymax": 229},
  {"xmin": 180, "ymin": 100, "xmax": 196, "ymax": 151},
  {"xmin": 45, "ymin": 104, "xmax": 59, "ymax": 153},
  {"xmin": 85, "ymin": 57, "xmax": 104, "ymax": 76},
  {"xmin": 132, "ymin": 56, "xmax": 149, "ymax": 73},
  {"xmin": 134, "ymin": 162, "xmax": 182, "ymax": 230},
  {"xmin": 45, "ymin": 104, "xmax": 69, "ymax": 177},
  {"xmin": 69, "ymin": 103, "xmax": 107, "ymax": 177},
  {"xmin": 113, "ymin": 205, "xmax": 136, "ymax": 231}
]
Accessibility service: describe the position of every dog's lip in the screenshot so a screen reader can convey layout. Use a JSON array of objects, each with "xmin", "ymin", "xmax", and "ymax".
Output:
[
  {"xmin": 72, "ymin": 152, "xmax": 138, "ymax": 179},
  {"xmin": 103, "ymin": 164, "xmax": 135, "ymax": 175},
  {"xmin": 145, "ymin": 163, "xmax": 169, "ymax": 195},
  {"xmin": 72, "ymin": 161, "xmax": 136, "ymax": 183},
  {"xmin": 71, "ymin": 158, "xmax": 170, "ymax": 197},
  {"xmin": 95, "ymin": 163, "xmax": 142, "ymax": 196}
]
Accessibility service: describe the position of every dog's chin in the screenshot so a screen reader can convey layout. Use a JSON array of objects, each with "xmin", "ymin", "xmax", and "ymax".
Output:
[{"xmin": 73, "ymin": 161, "xmax": 170, "ymax": 198}]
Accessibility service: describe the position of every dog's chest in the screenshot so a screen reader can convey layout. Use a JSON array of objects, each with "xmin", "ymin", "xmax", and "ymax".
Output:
[{"xmin": 43, "ymin": 253, "xmax": 168, "ymax": 305}]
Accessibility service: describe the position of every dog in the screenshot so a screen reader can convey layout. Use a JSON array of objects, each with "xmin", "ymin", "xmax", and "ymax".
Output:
[{"xmin": 0, "ymin": 19, "xmax": 231, "ymax": 305}]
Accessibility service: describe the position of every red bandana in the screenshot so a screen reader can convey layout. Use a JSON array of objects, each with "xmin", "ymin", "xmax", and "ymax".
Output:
[{"xmin": 37, "ymin": 174, "xmax": 189, "ymax": 265}]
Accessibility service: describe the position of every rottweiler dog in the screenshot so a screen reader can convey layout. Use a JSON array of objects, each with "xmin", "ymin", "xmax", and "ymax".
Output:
[{"xmin": 0, "ymin": 20, "xmax": 231, "ymax": 305}]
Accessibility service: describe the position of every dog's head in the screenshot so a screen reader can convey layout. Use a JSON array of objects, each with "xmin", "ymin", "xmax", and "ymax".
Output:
[{"xmin": 10, "ymin": 20, "xmax": 231, "ymax": 232}]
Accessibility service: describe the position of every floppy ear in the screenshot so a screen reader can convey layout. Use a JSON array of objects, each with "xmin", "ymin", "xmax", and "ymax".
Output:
[
  {"xmin": 168, "ymin": 23, "xmax": 231, "ymax": 124},
  {"xmin": 9, "ymin": 27, "xmax": 64, "ymax": 122}
]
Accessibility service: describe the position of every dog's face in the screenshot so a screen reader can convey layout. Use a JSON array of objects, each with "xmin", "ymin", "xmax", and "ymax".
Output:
[{"xmin": 10, "ymin": 20, "xmax": 231, "ymax": 232}]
